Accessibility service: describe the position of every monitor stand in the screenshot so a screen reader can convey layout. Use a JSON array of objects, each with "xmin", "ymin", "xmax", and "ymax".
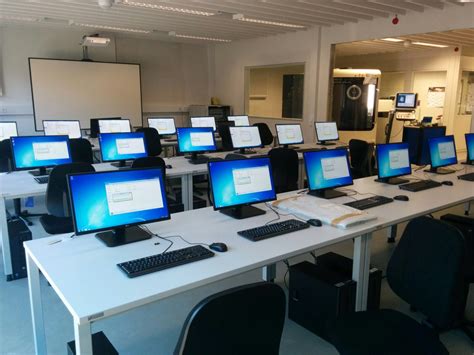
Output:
[
  {"xmin": 462, "ymin": 160, "xmax": 473, "ymax": 166},
  {"xmin": 424, "ymin": 166, "xmax": 455, "ymax": 175},
  {"xmin": 308, "ymin": 189, "xmax": 346, "ymax": 199},
  {"xmin": 29, "ymin": 167, "xmax": 50, "ymax": 176},
  {"xmin": 235, "ymin": 148, "xmax": 257, "ymax": 155},
  {"xmin": 96, "ymin": 226, "xmax": 152, "ymax": 247},
  {"xmin": 375, "ymin": 177, "xmax": 409, "ymax": 185},
  {"xmin": 111, "ymin": 160, "xmax": 132, "ymax": 168},
  {"xmin": 317, "ymin": 141, "xmax": 336, "ymax": 146},
  {"xmin": 282, "ymin": 144, "xmax": 300, "ymax": 150},
  {"xmin": 186, "ymin": 153, "xmax": 210, "ymax": 165},
  {"xmin": 220, "ymin": 205, "xmax": 266, "ymax": 219}
]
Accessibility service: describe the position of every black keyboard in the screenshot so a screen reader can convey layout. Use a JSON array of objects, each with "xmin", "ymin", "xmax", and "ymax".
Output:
[
  {"xmin": 344, "ymin": 195, "xmax": 393, "ymax": 210},
  {"xmin": 34, "ymin": 176, "xmax": 49, "ymax": 184},
  {"xmin": 458, "ymin": 172, "xmax": 474, "ymax": 181},
  {"xmin": 237, "ymin": 219, "xmax": 310, "ymax": 242},
  {"xmin": 399, "ymin": 180, "xmax": 442, "ymax": 192},
  {"xmin": 117, "ymin": 245, "xmax": 215, "ymax": 278}
]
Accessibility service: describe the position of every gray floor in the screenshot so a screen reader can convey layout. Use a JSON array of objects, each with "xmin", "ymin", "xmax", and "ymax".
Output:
[{"xmin": 0, "ymin": 197, "xmax": 473, "ymax": 355}]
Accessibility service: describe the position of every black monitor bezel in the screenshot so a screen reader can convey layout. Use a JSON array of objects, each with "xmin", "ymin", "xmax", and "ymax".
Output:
[
  {"xmin": 67, "ymin": 167, "xmax": 170, "ymax": 236},
  {"xmin": 190, "ymin": 116, "xmax": 217, "ymax": 132},
  {"xmin": 275, "ymin": 123, "xmax": 304, "ymax": 146},
  {"xmin": 208, "ymin": 156, "xmax": 277, "ymax": 211},
  {"xmin": 0, "ymin": 121, "xmax": 18, "ymax": 141},
  {"xmin": 98, "ymin": 118, "xmax": 131, "ymax": 134},
  {"xmin": 10, "ymin": 135, "xmax": 72, "ymax": 171},
  {"xmin": 176, "ymin": 127, "xmax": 217, "ymax": 154},
  {"xmin": 42, "ymin": 119, "xmax": 82, "ymax": 138},
  {"xmin": 376, "ymin": 142, "xmax": 412, "ymax": 180},
  {"xmin": 229, "ymin": 125, "xmax": 263, "ymax": 149},
  {"xmin": 465, "ymin": 133, "xmax": 474, "ymax": 162},
  {"xmin": 428, "ymin": 135, "xmax": 458, "ymax": 169},
  {"xmin": 314, "ymin": 122, "xmax": 339, "ymax": 143},
  {"xmin": 303, "ymin": 148, "xmax": 354, "ymax": 193},
  {"xmin": 395, "ymin": 93, "xmax": 418, "ymax": 110},
  {"xmin": 98, "ymin": 132, "xmax": 148, "ymax": 163},
  {"xmin": 147, "ymin": 117, "xmax": 176, "ymax": 136}
]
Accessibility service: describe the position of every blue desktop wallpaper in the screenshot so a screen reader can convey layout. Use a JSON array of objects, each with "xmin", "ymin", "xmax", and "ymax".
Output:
[
  {"xmin": 377, "ymin": 143, "xmax": 411, "ymax": 179},
  {"xmin": 428, "ymin": 135, "xmax": 457, "ymax": 168},
  {"xmin": 209, "ymin": 158, "xmax": 276, "ymax": 210},
  {"xmin": 69, "ymin": 169, "xmax": 169, "ymax": 234},
  {"xmin": 177, "ymin": 127, "xmax": 216, "ymax": 153},
  {"xmin": 99, "ymin": 132, "xmax": 148, "ymax": 162},
  {"xmin": 304, "ymin": 149, "xmax": 353, "ymax": 191},
  {"xmin": 11, "ymin": 135, "xmax": 71, "ymax": 170},
  {"xmin": 466, "ymin": 133, "xmax": 474, "ymax": 162}
]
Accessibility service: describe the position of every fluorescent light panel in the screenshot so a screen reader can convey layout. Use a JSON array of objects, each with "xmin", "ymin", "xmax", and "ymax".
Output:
[
  {"xmin": 412, "ymin": 41, "xmax": 448, "ymax": 48},
  {"xmin": 381, "ymin": 38, "xmax": 404, "ymax": 42},
  {"xmin": 122, "ymin": 0, "xmax": 215, "ymax": 16},
  {"xmin": 0, "ymin": 15, "xmax": 39, "ymax": 22},
  {"xmin": 72, "ymin": 22, "xmax": 151, "ymax": 33},
  {"xmin": 169, "ymin": 32, "xmax": 231, "ymax": 42},
  {"xmin": 232, "ymin": 14, "xmax": 305, "ymax": 29}
]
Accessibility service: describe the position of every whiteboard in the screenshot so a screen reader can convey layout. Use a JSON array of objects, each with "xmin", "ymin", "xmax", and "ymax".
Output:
[{"xmin": 29, "ymin": 58, "xmax": 142, "ymax": 130}]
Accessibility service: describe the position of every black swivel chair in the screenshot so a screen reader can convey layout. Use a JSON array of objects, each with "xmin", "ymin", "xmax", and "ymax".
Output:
[
  {"xmin": 69, "ymin": 138, "xmax": 94, "ymax": 164},
  {"xmin": 40, "ymin": 163, "xmax": 95, "ymax": 234},
  {"xmin": 217, "ymin": 121, "xmax": 235, "ymax": 152},
  {"xmin": 268, "ymin": 148, "xmax": 299, "ymax": 193},
  {"xmin": 253, "ymin": 122, "xmax": 274, "ymax": 146},
  {"xmin": 174, "ymin": 282, "xmax": 286, "ymax": 355},
  {"xmin": 131, "ymin": 156, "xmax": 166, "ymax": 176},
  {"xmin": 327, "ymin": 216, "xmax": 468, "ymax": 355},
  {"xmin": 225, "ymin": 153, "xmax": 246, "ymax": 160},
  {"xmin": 136, "ymin": 127, "xmax": 162, "ymax": 157},
  {"xmin": 348, "ymin": 139, "xmax": 375, "ymax": 179}
]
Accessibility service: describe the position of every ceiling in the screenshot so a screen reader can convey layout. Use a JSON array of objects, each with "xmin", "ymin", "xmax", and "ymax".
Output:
[
  {"xmin": 335, "ymin": 28, "xmax": 474, "ymax": 56},
  {"xmin": 0, "ymin": 0, "xmax": 470, "ymax": 43}
]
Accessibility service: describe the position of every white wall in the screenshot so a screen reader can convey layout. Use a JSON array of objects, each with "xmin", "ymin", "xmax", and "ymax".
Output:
[{"xmin": 0, "ymin": 25, "xmax": 210, "ymax": 134}]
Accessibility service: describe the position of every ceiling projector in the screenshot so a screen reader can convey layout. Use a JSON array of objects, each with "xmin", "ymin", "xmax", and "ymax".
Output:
[{"xmin": 81, "ymin": 36, "xmax": 111, "ymax": 47}]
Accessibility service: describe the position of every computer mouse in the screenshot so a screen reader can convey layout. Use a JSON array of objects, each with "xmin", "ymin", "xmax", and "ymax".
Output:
[
  {"xmin": 393, "ymin": 195, "xmax": 409, "ymax": 202},
  {"xmin": 166, "ymin": 164, "xmax": 172, "ymax": 169},
  {"xmin": 307, "ymin": 219, "xmax": 323, "ymax": 227},
  {"xmin": 209, "ymin": 242, "xmax": 228, "ymax": 252},
  {"xmin": 441, "ymin": 180, "xmax": 453, "ymax": 186}
]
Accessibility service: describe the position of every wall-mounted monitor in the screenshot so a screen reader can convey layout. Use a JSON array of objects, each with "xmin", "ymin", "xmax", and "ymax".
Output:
[{"xmin": 395, "ymin": 93, "xmax": 417, "ymax": 110}]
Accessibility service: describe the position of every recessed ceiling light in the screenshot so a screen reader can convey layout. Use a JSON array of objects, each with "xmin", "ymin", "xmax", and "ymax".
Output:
[
  {"xmin": 168, "ymin": 32, "xmax": 231, "ymax": 42},
  {"xmin": 412, "ymin": 41, "xmax": 448, "ymax": 48},
  {"xmin": 232, "ymin": 14, "xmax": 305, "ymax": 29},
  {"xmin": 123, "ymin": 0, "xmax": 215, "ymax": 16},
  {"xmin": 71, "ymin": 21, "xmax": 151, "ymax": 33},
  {"xmin": 0, "ymin": 15, "xmax": 40, "ymax": 22},
  {"xmin": 381, "ymin": 38, "xmax": 404, "ymax": 42}
]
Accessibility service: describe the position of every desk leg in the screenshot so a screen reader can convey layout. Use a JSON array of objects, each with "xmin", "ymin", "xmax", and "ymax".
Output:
[
  {"xmin": 27, "ymin": 252, "xmax": 47, "ymax": 355},
  {"xmin": 387, "ymin": 225, "xmax": 397, "ymax": 243},
  {"xmin": 352, "ymin": 233, "xmax": 372, "ymax": 312},
  {"xmin": 262, "ymin": 264, "xmax": 276, "ymax": 282},
  {"xmin": 298, "ymin": 161, "xmax": 304, "ymax": 189},
  {"xmin": 181, "ymin": 174, "xmax": 193, "ymax": 211},
  {"xmin": 464, "ymin": 202, "xmax": 471, "ymax": 216},
  {"xmin": 74, "ymin": 322, "xmax": 93, "ymax": 355},
  {"xmin": 0, "ymin": 197, "xmax": 13, "ymax": 277}
]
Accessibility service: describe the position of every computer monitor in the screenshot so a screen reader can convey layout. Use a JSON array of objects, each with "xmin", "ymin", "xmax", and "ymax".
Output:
[
  {"xmin": 191, "ymin": 116, "xmax": 216, "ymax": 131},
  {"xmin": 228, "ymin": 115, "xmax": 250, "ymax": 127},
  {"xmin": 177, "ymin": 127, "xmax": 217, "ymax": 164},
  {"xmin": 90, "ymin": 117, "xmax": 122, "ymax": 138},
  {"xmin": 10, "ymin": 135, "xmax": 72, "ymax": 176},
  {"xmin": 426, "ymin": 135, "xmax": 457, "ymax": 174},
  {"xmin": 375, "ymin": 143, "xmax": 411, "ymax": 185},
  {"xmin": 43, "ymin": 120, "xmax": 82, "ymax": 139},
  {"xmin": 303, "ymin": 148, "xmax": 353, "ymax": 199},
  {"xmin": 68, "ymin": 167, "xmax": 170, "ymax": 247},
  {"xmin": 148, "ymin": 117, "xmax": 176, "ymax": 136},
  {"xmin": 229, "ymin": 126, "xmax": 262, "ymax": 154},
  {"xmin": 99, "ymin": 132, "xmax": 148, "ymax": 168},
  {"xmin": 465, "ymin": 133, "xmax": 474, "ymax": 165},
  {"xmin": 98, "ymin": 119, "xmax": 131, "ymax": 134},
  {"xmin": 208, "ymin": 157, "xmax": 276, "ymax": 219},
  {"xmin": 315, "ymin": 122, "xmax": 339, "ymax": 145},
  {"xmin": 0, "ymin": 122, "xmax": 18, "ymax": 141},
  {"xmin": 276, "ymin": 124, "xmax": 304, "ymax": 148},
  {"xmin": 395, "ymin": 93, "xmax": 417, "ymax": 110}
]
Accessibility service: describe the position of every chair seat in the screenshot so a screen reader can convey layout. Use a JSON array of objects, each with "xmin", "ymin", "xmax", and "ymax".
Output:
[
  {"xmin": 327, "ymin": 309, "xmax": 448, "ymax": 355},
  {"xmin": 40, "ymin": 215, "xmax": 74, "ymax": 235}
]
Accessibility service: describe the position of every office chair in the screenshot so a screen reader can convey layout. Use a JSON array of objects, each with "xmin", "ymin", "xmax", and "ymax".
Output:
[
  {"xmin": 217, "ymin": 121, "xmax": 235, "ymax": 151},
  {"xmin": 327, "ymin": 216, "xmax": 467, "ymax": 355},
  {"xmin": 131, "ymin": 156, "xmax": 166, "ymax": 177},
  {"xmin": 40, "ymin": 163, "xmax": 95, "ymax": 234},
  {"xmin": 174, "ymin": 282, "xmax": 286, "ymax": 355},
  {"xmin": 136, "ymin": 127, "xmax": 162, "ymax": 157},
  {"xmin": 268, "ymin": 148, "xmax": 298, "ymax": 193},
  {"xmin": 69, "ymin": 138, "xmax": 94, "ymax": 164},
  {"xmin": 348, "ymin": 139, "xmax": 375, "ymax": 179},
  {"xmin": 253, "ymin": 122, "xmax": 274, "ymax": 146}
]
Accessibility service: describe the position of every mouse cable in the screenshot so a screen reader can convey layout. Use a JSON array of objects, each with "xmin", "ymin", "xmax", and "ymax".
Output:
[
  {"xmin": 265, "ymin": 203, "xmax": 307, "ymax": 224},
  {"xmin": 139, "ymin": 225, "xmax": 211, "ymax": 248}
]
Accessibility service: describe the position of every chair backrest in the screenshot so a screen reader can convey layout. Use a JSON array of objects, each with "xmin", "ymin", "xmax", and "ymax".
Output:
[
  {"xmin": 46, "ymin": 163, "xmax": 95, "ymax": 217},
  {"xmin": 69, "ymin": 138, "xmax": 94, "ymax": 164},
  {"xmin": 217, "ymin": 121, "xmax": 235, "ymax": 151},
  {"xmin": 253, "ymin": 122, "xmax": 274, "ymax": 146},
  {"xmin": 174, "ymin": 282, "xmax": 286, "ymax": 355},
  {"xmin": 387, "ymin": 216, "xmax": 468, "ymax": 330},
  {"xmin": 348, "ymin": 139, "xmax": 374, "ymax": 178},
  {"xmin": 268, "ymin": 148, "xmax": 299, "ymax": 193},
  {"xmin": 0, "ymin": 139, "xmax": 12, "ymax": 172},
  {"xmin": 225, "ymin": 153, "xmax": 246, "ymax": 160},
  {"xmin": 136, "ymin": 127, "xmax": 162, "ymax": 156},
  {"xmin": 131, "ymin": 156, "xmax": 166, "ymax": 179}
]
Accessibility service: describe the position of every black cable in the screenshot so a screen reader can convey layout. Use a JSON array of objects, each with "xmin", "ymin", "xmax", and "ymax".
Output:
[
  {"xmin": 283, "ymin": 259, "xmax": 290, "ymax": 291},
  {"xmin": 265, "ymin": 202, "xmax": 307, "ymax": 223},
  {"xmin": 161, "ymin": 234, "xmax": 211, "ymax": 248}
]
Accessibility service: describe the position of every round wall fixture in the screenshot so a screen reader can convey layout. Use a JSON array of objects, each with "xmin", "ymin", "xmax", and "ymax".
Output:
[{"xmin": 346, "ymin": 85, "xmax": 362, "ymax": 100}]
